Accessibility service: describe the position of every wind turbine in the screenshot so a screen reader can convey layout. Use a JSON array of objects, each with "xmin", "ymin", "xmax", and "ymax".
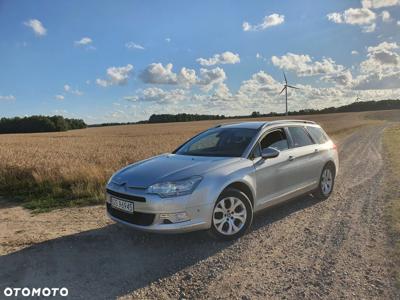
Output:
[{"xmin": 279, "ymin": 72, "xmax": 300, "ymax": 116}]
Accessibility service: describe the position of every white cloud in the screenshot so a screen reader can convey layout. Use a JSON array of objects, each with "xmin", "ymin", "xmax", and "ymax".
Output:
[
  {"xmin": 140, "ymin": 63, "xmax": 199, "ymax": 88},
  {"xmin": 74, "ymin": 37, "xmax": 92, "ymax": 46},
  {"xmin": 322, "ymin": 70, "xmax": 354, "ymax": 86},
  {"xmin": 197, "ymin": 51, "xmax": 240, "ymax": 66},
  {"xmin": 178, "ymin": 67, "xmax": 197, "ymax": 88},
  {"xmin": 351, "ymin": 50, "xmax": 359, "ymax": 55},
  {"xmin": 165, "ymin": 38, "xmax": 171, "ymax": 43},
  {"xmin": 140, "ymin": 63, "xmax": 178, "ymax": 85},
  {"xmin": 354, "ymin": 41, "xmax": 400, "ymax": 89},
  {"xmin": 197, "ymin": 67, "xmax": 227, "ymax": 91},
  {"xmin": 271, "ymin": 53, "xmax": 344, "ymax": 76},
  {"xmin": 243, "ymin": 13, "xmax": 285, "ymax": 32},
  {"xmin": 397, "ymin": 21, "xmax": 400, "ymax": 26},
  {"xmin": 96, "ymin": 64, "xmax": 134, "ymax": 87},
  {"xmin": 0, "ymin": 94, "xmax": 16, "ymax": 101},
  {"xmin": 23, "ymin": 19, "xmax": 47, "ymax": 36},
  {"xmin": 327, "ymin": 12, "xmax": 343, "ymax": 23},
  {"xmin": 381, "ymin": 11, "xmax": 391, "ymax": 22},
  {"xmin": 125, "ymin": 42, "xmax": 145, "ymax": 50},
  {"xmin": 63, "ymin": 84, "xmax": 83, "ymax": 96},
  {"xmin": 362, "ymin": 0, "xmax": 400, "ymax": 9},
  {"xmin": 124, "ymin": 87, "xmax": 187, "ymax": 103},
  {"xmin": 55, "ymin": 95, "xmax": 64, "ymax": 101},
  {"xmin": 327, "ymin": 8, "xmax": 376, "ymax": 32}
]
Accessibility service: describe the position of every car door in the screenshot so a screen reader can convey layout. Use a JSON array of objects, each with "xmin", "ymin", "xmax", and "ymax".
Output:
[
  {"xmin": 285, "ymin": 126, "xmax": 320, "ymax": 190},
  {"xmin": 251, "ymin": 128, "xmax": 296, "ymax": 209}
]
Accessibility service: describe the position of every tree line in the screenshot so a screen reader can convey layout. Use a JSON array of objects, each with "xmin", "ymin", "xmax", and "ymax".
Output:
[
  {"xmin": 0, "ymin": 115, "xmax": 86, "ymax": 134},
  {"xmin": 145, "ymin": 99, "xmax": 400, "ymax": 124}
]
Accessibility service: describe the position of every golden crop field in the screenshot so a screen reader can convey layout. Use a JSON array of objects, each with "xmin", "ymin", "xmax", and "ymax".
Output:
[{"xmin": 0, "ymin": 110, "xmax": 398, "ymax": 211}]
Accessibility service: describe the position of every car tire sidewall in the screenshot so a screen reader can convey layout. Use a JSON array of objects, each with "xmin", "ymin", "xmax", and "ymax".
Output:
[
  {"xmin": 314, "ymin": 163, "xmax": 335, "ymax": 200},
  {"xmin": 208, "ymin": 188, "xmax": 253, "ymax": 241}
]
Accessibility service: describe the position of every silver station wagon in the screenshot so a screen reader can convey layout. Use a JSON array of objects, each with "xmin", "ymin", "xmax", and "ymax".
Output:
[{"xmin": 106, "ymin": 120, "xmax": 339, "ymax": 240}]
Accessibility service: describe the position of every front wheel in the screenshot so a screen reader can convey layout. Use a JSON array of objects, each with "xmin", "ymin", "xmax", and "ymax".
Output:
[
  {"xmin": 208, "ymin": 188, "xmax": 253, "ymax": 241},
  {"xmin": 313, "ymin": 163, "xmax": 335, "ymax": 200}
]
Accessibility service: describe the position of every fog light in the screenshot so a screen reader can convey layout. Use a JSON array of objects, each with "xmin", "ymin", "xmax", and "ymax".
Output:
[
  {"xmin": 106, "ymin": 194, "xmax": 111, "ymax": 204},
  {"xmin": 159, "ymin": 212, "xmax": 190, "ymax": 223}
]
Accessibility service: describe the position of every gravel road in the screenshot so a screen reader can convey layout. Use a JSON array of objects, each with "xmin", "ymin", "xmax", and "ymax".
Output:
[{"xmin": 0, "ymin": 124, "xmax": 398, "ymax": 299}]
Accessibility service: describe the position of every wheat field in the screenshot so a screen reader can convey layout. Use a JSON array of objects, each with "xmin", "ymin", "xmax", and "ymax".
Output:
[{"xmin": 0, "ymin": 110, "xmax": 397, "ymax": 211}]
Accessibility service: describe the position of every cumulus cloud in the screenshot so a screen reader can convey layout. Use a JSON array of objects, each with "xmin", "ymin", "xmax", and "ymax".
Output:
[
  {"xmin": 55, "ymin": 95, "xmax": 64, "ymax": 101},
  {"xmin": 197, "ymin": 67, "xmax": 227, "ymax": 91},
  {"xmin": 322, "ymin": 70, "xmax": 354, "ymax": 86},
  {"xmin": 74, "ymin": 37, "xmax": 92, "ymax": 46},
  {"xmin": 0, "ymin": 94, "xmax": 16, "ymax": 101},
  {"xmin": 271, "ymin": 53, "xmax": 344, "ymax": 76},
  {"xmin": 125, "ymin": 42, "xmax": 145, "ymax": 50},
  {"xmin": 140, "ymin": 63, "xmax": 179, "ymax": 85},
  {"xmin": 362, "ymin": 0, "xmax": 400, "ymax": 8},
  {"xmin": 243, "ymin": 13, "xmax": 285, "ymax": 32},
  {"xmin": 197, "ymin": 51, "xmax": 240, "ymax": 66},
  {"xmin": 139, "ymin": 63, "xmax": 225, "ymax": 90},
  {"xmin": 354, "ymin": 41, "xmax": 400, "ymax": 89},
  {"xmin": 327, "ymin": 8, "xmax": 377, "ymax": 32},
  {"xmin": 124, "ymin": 87, "xmax": 187, "ymax": 103},
  {"xmin": 23, "ymin": 19, "xmax": 47, "ymax": 36},
  {"xmin": 352, "ymin": 50, "xmax": 359, "ymax": 55},
  {"xmin": 96, "ymin": 64, "xmax": 134, "ymax": 87}
]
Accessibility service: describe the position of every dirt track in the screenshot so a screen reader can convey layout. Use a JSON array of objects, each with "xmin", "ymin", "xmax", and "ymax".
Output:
[{"xmin": 0, "ymin": 124, "xmax": 398, "ymax": 299}]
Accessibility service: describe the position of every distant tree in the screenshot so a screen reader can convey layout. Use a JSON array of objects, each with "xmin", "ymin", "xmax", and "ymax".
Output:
[{"xmin": 0, "ymin": 115, "xmax": 87, "ymax": 134}]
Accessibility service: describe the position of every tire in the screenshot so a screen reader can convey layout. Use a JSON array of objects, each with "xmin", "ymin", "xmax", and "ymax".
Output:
[
  {"xmin": 313, "ymin": 163, "xmax": 335, "ymax": 200},
  {"xmin": 208, "ymin": 188, "xmax": 253, "ymax": 241}
]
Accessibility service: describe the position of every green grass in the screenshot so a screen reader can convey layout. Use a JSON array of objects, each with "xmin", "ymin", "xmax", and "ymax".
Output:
[
  {"xmin": 383, "ymin": 125, "xmax": 400, "ymax": 287},
  {"xmin": 0, "ymin": 174, "xmax": 105, "ymax": 213}
]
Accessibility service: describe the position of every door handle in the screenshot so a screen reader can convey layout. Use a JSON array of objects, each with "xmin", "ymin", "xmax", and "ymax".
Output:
[{"xmin": 288, "ymin": 155, "xmax": 295, "ymax": 161}]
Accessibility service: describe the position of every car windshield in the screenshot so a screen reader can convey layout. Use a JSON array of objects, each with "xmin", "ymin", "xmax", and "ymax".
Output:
[{"xmin": 174, "ymin": 127, "xmax": 257, "ymax": 157}]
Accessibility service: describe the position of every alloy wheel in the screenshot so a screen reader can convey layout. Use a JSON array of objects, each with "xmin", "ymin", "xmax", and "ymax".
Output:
[{"xmin": 212, "ymin": 197, "xmax": 247, "ymax": 235}]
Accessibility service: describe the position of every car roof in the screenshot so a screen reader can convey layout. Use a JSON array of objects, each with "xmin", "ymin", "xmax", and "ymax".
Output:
[{"xmin": 216, "ymin": 119, "xmax": 317, "ymax": 130}]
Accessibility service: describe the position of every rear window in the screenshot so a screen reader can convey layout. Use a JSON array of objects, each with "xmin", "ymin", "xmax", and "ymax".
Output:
[
  {"xmin": 307, "ymin": 126, "xmax": 329, "ymax": 144},
  {"xmin": 287, "ymin": 126, "xmax": 314, "ymax": 147}
]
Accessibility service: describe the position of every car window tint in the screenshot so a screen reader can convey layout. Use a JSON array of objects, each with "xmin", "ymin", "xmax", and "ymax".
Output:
[
  {"xmin": 306, "ymin": 126, "xmax": 328, "ymax": 144},
  {"xmin": 288, "ymin": 126, "xmax": 314, "ymax": 147},
  {"xmin": 176, "ymin": 128, "xmax": 257, "ymax": 157},
  {"xmin": 260, "ymin": 129, "xmax": 289, "ymax": 151},
  {"xmin": 189, "ymin": 132, "xmax": 219, "ymax": 151}
]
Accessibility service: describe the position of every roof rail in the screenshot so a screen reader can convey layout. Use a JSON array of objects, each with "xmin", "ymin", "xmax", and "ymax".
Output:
[{"xmin": 260, "ymin": 119, "xmax": 316, "ymax": 130}]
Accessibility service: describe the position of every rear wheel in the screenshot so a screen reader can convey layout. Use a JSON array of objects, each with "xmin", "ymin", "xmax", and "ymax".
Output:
[
  {"xmin": 209, "ymin": 188, "xmax": 253, "ymax": 240},
  {"xmin": 313, "ymin": 163, "xmax": 335, "ymax": 200}
]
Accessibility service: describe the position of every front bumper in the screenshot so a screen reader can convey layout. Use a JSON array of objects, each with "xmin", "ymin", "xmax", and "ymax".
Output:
[{"xmin": 105, "ymin": 186, "xmax": 213, "ymax": 233}]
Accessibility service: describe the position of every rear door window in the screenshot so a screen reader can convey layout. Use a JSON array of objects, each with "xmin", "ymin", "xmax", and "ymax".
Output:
[
  {"xmin": 306, "ymin": 126, "xmax": 328, "ymax": 144},
  {"xmin": 287, "ymin": 126, "xmax": 314, "ymax": 148}
]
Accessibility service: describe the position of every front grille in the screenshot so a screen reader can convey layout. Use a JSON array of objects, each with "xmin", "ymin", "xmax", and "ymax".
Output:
[
  {"xmin": 107, "ymin": 203, "xmax": 155, "ymax": 226},
  {"xmin": 106, "ymin": 188, "xmax": 146, "ymax": 202}
]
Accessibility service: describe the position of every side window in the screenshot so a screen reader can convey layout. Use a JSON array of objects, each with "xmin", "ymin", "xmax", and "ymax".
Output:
[
  {"xmin": 287, "ymin": 126, "xmax": 314, "ymax": 147},
  {"xmin": 306, "ymin": 126, "xmax": 328, "ymax": 144},
  {"xmin": 260, "ymin": 129, "xmax": 289, "ymax": 151}
]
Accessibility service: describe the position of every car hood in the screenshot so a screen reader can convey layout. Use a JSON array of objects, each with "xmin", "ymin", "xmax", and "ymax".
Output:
[{"xmin": 110, "ymin": 154, "xmax": 242, "ymax": 188}]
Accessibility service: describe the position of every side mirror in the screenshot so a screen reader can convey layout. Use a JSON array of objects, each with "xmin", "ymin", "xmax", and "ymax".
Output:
[{"xmin": 261, "ymin": 148, "xmax": 280, "ymax": 159}]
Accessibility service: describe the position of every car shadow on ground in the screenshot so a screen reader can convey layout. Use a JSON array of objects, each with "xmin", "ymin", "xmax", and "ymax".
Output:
[{"xmin": 0, "ymin": 194, "xmax": 320, "ymax": 299}]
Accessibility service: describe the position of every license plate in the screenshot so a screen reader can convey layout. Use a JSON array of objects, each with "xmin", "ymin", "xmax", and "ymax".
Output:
[{"xmin": 111, "ymin": 197, "xmax": 134, "ymax": 213}]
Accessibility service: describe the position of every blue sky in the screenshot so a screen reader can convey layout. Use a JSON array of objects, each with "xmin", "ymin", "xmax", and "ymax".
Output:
[{"xmin": 0, "ymin": 0, "xmax": 399, "ymax": 124}]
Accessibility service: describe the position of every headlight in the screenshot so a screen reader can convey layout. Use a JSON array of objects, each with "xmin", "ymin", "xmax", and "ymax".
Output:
[{"xmin": 146, "ymin": 176, "xmax": 202, "ymax": 198}]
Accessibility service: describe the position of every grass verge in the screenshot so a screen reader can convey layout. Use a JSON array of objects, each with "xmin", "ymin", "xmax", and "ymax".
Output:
[{"xmin": 383, "ymin": 125, "xmax": 400, "ymax": 287}]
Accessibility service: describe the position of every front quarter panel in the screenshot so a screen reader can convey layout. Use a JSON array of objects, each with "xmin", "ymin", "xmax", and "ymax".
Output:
[{"xmin": 197, "ymin": 158, "xmax": 257, "ymax": 210}]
